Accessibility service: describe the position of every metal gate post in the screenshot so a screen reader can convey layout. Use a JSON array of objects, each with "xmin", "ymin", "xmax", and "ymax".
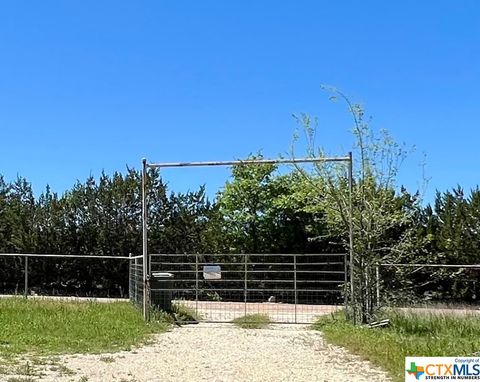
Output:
[
  {"xmin": 142, "ymin": 158, "xmax": 149, "ymax": 320},
  {"xmin": 344, "ymin": 252, "xmax": 348, "ymax": 313},
  {"xmin": 294, "ymin": 254, "xmax": 297, "ymax": 323},
  {"xmin": 24, "ymin": 255, "xmax": 28, "ymax": 298},
  {"xmin": 348, "ymin": 151, "xmax": 355, "ymax": 323}
]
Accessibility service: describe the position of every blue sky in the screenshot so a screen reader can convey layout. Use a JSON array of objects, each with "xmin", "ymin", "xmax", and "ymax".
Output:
[{"xmin": 0, "ymin": 1, "xmax": 479, "ymax": 205}]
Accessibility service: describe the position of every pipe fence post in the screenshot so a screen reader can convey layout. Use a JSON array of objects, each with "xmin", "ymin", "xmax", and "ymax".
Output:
[
  {"xmin": 142, "ymin": 158, "xmax": 149, "ymax": 320},
  {"xmin": 24, "ymin": 256, "xmax": 28, "ymax": 298},
  {"xmin": 348, "ymin": 151, "xmax": 355, "ymax": 324},
  {"xmin": 376, "ymin": 265, "xmax": 380, "ymax": 308}
]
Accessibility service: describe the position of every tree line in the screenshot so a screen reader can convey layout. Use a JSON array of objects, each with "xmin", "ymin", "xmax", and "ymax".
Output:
[{"xmin": 0, "ymin": 165, "xmax": 478, "ymax": 302}]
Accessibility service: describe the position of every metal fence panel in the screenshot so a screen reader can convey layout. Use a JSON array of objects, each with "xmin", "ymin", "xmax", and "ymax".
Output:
[
  {"xmin": 149, "ymin": 253, "xmax": 345, "ymax": 324},
  {"xmin": 129, "ymin": 256, "xmax": 144, "ymax": 308}
]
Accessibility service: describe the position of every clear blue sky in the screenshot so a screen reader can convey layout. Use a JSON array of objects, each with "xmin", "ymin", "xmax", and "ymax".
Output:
[{"xmin": 1, "ymin": 1, "xmax": 478, "ymax": 205}]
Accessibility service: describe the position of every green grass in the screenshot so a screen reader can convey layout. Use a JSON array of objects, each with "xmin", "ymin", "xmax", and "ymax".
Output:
[
  {"xmin": 232, "ymin": 314, "xmax": 271, "ymax": 329},
  {"xmin": 313, "ymin": 310, "xmax": 480, "ymax": 382},
  {"xmin": 172, "ymin": 303, "xmax": 202, "ymax": 322},
  {"xmin": 0, "ymin": 298, "xmax": 169, "ymax": 357}
]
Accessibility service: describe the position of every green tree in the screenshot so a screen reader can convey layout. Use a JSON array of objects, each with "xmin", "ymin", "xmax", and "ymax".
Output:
[
  {"xmin": 290, "ymin": 88, "xmax": 421, "ymax": 323},
  {"xmin": 216, "ymin": 156, "xmax": 278, "ymax": 254}
]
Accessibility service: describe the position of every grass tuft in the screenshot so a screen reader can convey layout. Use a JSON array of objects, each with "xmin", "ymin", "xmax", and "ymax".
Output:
[
  {"xmin": 172, "ymin": 303, "xmax": 201, "ymax": 322},
  {"xmin": 99, "ymin": 356, "xmax": 115, "ymax": 364},
  {"xmin": 232, "ymin": 314, "xmax": 271, "ymax": 329},
  {"xmin": 150, "ymin": 303, "xmax": 201, "ymax": 324},
  {"xmin": 313, "ymin": 310, "xmax": 480, "ymax": 382}
]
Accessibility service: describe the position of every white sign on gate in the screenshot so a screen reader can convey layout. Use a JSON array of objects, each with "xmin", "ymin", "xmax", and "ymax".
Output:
[{"xmin": 203, "ymin": 265, "xmax": 221, "ymax": 280}]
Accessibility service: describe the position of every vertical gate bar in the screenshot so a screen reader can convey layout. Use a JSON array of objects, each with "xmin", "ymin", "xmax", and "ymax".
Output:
[
  {"xmin": 344, "ymin": 252, "xmax": 348, "ymax": 314},
  {"xmin": 294, "ymin": 254, "xmax": 297, "ymax": 324},
  {"xmin": 128, "ymin": 254, "xmax": 132, "ymax": 301},
  {"xmin": 142, "ymin": 158, "xmax": 149, "ymax": 321},
  {"xmin": 134, "ymin": 256, "xmax": 138, "ymax": 304},
  {"xmin": 24, "ymin": 256, "xmax": 28, "ymax": 298},
  {"xmin": 195, "ymin": 254, "xmax": 199, "ymax": 317},
  {"xmin": 244, "ymin": 254, "xmax": 247, "ymax": 317}
]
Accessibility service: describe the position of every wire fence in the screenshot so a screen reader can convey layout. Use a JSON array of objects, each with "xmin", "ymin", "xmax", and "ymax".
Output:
[
  {"xmin": 0, "ymin": 253, "xmax": 133, "ymax": 298},
  {"xmin": 146, "ymin": 253, "xmax": 346, "ymax": 324},
  {"xmin": 377, "ymin": 263, "xmax": 480, "ymax": 314},
  {"xmin": 0, "ymin": 252, "xmax": 345, "ymax": 324},
  {"xmin": 4, "ymin": 253, "xmax": 477, "ymax": 322}
]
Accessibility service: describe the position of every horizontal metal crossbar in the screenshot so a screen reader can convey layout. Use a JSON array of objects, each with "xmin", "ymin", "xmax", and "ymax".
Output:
[
  {"xmin": 0, "ymin": 253, "xmax": 133, "ymax": 260},
  {"xmin": 150, "ymin": 253, "xmax": 346, "ymax": 257},
  {"xmin": 163, "ymin": 279, "xmax": 343, "ymax": 283},
  {"xmin": 380, "ymin": 263, "xmax": 480, "ymax": 269},
  {"xmin": 151, "ymin": 288, "xmax": 342, "ymax": 293},
  {"xmin": 175, "ymin": 320, "xmax": 319, "ymax": 325},
  {"xmin": 153, "ymin": 270, "xmax": 344, "ymax": 274},
  {"xmin": 152, "ymin": 261, "xmax": 345, "ymax": 266},
  {"xmin": 146, "ymin": 156, "xmax": 350, "ymax": 169}
]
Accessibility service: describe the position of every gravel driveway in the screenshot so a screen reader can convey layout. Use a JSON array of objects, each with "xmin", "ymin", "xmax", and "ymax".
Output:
[{"xmin": 13, "ymin": 324, "xmax": 390, "ymax": 382}]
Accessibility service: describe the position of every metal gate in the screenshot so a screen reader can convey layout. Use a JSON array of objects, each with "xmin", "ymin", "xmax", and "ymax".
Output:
[
  {"xmin": 140, "ymin": 155, "xmax": 354, "ymax": 322},
  {"xmin": 149, "ymin": 253, "xmax": 345, "ymax": 324}
]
